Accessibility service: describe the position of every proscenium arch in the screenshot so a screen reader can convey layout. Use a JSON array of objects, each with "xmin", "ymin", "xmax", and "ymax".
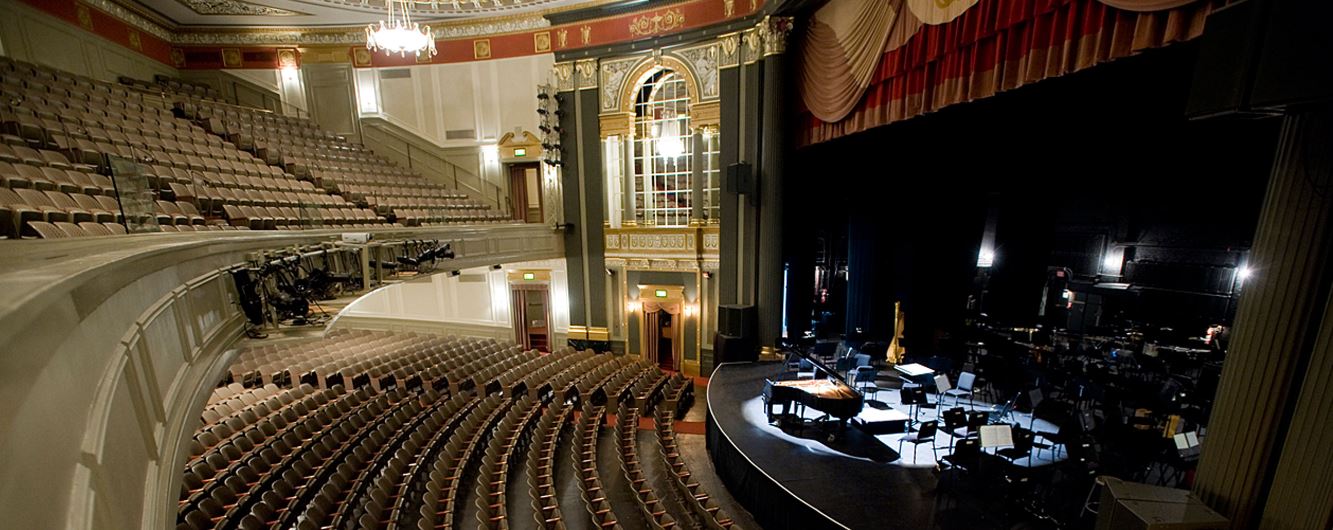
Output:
[{"xmin": 616, "ymin": 55, "xmax": 703, "ymax": 117}]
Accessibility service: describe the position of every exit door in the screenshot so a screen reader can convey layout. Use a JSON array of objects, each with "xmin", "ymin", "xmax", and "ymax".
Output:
[{"xmin": 508, "ymin": 163, "xmax": 542, "ymax": 223}]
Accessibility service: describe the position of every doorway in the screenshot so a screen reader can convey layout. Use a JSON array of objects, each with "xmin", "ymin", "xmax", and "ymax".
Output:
[
  {"xmin": 508, "ymin": 163, "xmax": 542, "ymax": 223},
  {"xmin": 638, "ymin": 285, "xmax": 685, "ymax": 371},
  {"xmin": 510, "ymin": 284, "xmax": 551, "ymax": 352}
]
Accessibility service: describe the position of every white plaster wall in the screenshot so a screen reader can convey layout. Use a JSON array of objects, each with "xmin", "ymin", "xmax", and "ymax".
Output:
[
  {"xmin": 336, "ymin": 258, "xmax": 570, "ymax": 340},
  {"xmin": 369, "ymin": 55, "xmax": 552, "ymax": 147}
]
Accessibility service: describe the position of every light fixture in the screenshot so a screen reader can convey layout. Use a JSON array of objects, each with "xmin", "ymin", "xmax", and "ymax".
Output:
[
  {"xmin": 365, "ymin": 0, "xmax": 438, "ymax": 58},
  {"xmin": 654, "ymin": 109, "xmax": 685, "ymax": 159},
  {"xmin": 626, "ymin": 301, "xmax": 642, "ymax": 313},
  {"xmin": 1238, "ymin": 265, "xmax": 1253, "ymax": 282},
  {"xmin": 976, "ymin": 248, "xmax": 995, "ymax": 268},
  {"xmin": 1102, "ymin": 254, "xmax": 1121, "ymax": 272}
]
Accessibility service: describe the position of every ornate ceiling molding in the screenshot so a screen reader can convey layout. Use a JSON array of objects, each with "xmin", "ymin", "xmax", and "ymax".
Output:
[
  {"xmin": 176, "ymin": 0, "xmax": 308, "ymax": 16},
  {"xmin": 88, "ymin": 0, "xmax": 174, "ymax": 41},
  {"xmin": 95, "ymin": 0, "xmax": 550, "ymax": 46}
]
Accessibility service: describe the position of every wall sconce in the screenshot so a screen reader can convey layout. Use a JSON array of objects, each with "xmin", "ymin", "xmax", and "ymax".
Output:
[
  {"xmin": 626, "ymin": 301, "xmax": 642, "ymax": 313},
  {"xmin": 684, "ymin": 304, "xmax": 699, "ymax": 318}
]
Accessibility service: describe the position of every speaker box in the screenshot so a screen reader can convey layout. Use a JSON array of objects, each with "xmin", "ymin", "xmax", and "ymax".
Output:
[
  {"xmin": 715, "ymin": 333, "xmax": 758, "ymax": 363},
  {"xmin": 717, "ymin": 304, "xmax": 756, "ymax": 338},
  {"xmin": 724, "ymin": 162, "xmax": 754, "ymax": 195}
]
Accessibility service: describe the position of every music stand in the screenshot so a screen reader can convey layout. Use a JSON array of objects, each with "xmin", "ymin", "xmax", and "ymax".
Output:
[
  {"xmin": 901, "ymin": 387, "xmax": 927, "ymax": 428},
  {"xmin": 1027, "ymin": 388, "xmax": 1044, "ymax": 430},
  {"xmin": 980, "ymin": 424, "xmax": 1014, "ymax": 454}
]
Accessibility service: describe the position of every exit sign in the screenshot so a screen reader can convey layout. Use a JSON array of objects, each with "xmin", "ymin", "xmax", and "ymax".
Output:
[
  {"xmin": 514, "ymin": 148, "xmax": 527, "ymax": 157},
  {"xmin": 523, "ymin": 272, "xmax": 535, "ymax": 280},
  {"xmin": 655, "ymin": 289, "xmax": 667, "ymax": 298}
]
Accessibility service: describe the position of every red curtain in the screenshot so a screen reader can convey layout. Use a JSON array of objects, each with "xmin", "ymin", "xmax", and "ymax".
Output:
[{"xmin": 799, "ymin": 0, "xmax": 1220, "ymax": 145}]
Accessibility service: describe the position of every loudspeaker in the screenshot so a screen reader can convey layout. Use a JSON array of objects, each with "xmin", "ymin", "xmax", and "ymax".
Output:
[
  {"xmin": 724, "ymin": 162, "xmax": 754, "ymax": 195},
  {"xmin": 715, "ymin": 333, "xmax": 758, "ymax": 363},
  {"xmin": 717, "ymin": 304, "xmax": 756, "ymax": 338}
]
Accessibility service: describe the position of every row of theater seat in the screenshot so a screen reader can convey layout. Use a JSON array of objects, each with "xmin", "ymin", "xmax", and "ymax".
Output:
[
  {"xmin": 0, "ymin": 55, "xmax": 400, "ymax": 237},
  {"xmin": 173, "ymin": 95, "xmax": 512, "ymax": 226},
  {"xmin": 3, "ymin": 54, "xmax": 514, "ymax": 235},
  {"xmin": 178, "ymin": 329, "xmax": 724, "ymax": 530}
]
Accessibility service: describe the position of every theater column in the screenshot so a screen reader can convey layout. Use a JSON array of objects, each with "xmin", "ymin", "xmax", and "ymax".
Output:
[
  {"xmin": 755, "ymin": 17, "xmax": 793, "ymax": 355},
  {"xmin": 1193, "ymin": 103, "xmax": 1333, "ymax": 528},
  {"xmin": 717, "ymin": 30, "xmax": 757, "ymax": 307},
  {"xmin": 556, "ymin": 60, "xmax": 610, "ymax": 347}
]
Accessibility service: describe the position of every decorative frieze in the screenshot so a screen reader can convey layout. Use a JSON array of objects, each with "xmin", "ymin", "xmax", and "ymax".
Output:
[
  {"xmin": 175, "ymin": 0, "xmax": 306, "ymax": 16},
  {"xmin": 719, "ymin": 33, "xmax": 741, "ymax": 68},
  {"xmin": 628, "ymin": 8, "xmax": 687, "ymax": 37},
  {"xmin": 741, "ymin": 27, "xmax": 763, "ymax": 64},
  {"xmin": 576, "ymin": 59, "xmax": 599, "ymax": 90},
  {"xmin": 553, "ymin": 62, "xmax": 576, "ymax": 92},
  {"xmin": 600, "ymin": 57, "xmax": 640, "ymax": 112},
  {"xmin": 672, "ymin": 42, "xmax": 719, "ymax": 100}
]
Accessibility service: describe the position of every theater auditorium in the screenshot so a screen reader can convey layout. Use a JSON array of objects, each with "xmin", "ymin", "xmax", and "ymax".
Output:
[{"xmin": 0, "ymin": 0, "xmax": 1330, "ymax": 529}]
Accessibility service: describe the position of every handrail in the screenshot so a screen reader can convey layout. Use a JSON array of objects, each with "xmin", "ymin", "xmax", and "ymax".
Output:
[{"xmin": 359, "ymin": 116, "xmax": 510, "ymax": 213}]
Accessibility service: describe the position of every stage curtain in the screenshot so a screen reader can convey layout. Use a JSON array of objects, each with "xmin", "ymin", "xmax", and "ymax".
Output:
[
  {"xmin": 642, "ymin": 300, "xmax": 682, "ymax": 368},
  {"xmin": 799, "ymin": 0, "xmax": 1220, "ymax": 146},
  {"xmin": 510, "ymin": 289, "xmax": 528, "ymax": 349},
  {"xmin": 798, "ymin": 0, "xmax": 903, "ymax": 123}
]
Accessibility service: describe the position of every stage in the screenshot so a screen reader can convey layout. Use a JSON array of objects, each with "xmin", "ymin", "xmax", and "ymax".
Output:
[{"xmin": 706, "ymin": 361, "xmax": 1064, "ymax": 530}]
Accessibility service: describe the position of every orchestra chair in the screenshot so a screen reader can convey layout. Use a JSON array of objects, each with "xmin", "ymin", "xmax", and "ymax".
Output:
[
  {"xmin": 940, "ymin": 407, "xmax": 967, "ymax": 449},
  {"xmin": 940, "ymin": 438, "xmax": 982, "ymax": 490},
  {"xmin": 853, "ymin": 366, "xmax": 879, "ymax": 398},
  {"xmin": 943, "ymin": 371, "xmax": 976, "ymax": 410},
  {"xmin": 997, "ymin": 427, "xmax": 1035, "ymax": 464},
  {"xmin": 952, "ymin": 410, "xmax": 988, "ymax": 439},
  {"xmin": 898, "ymin": 420, "xmax": 939, "ymax": 463}
]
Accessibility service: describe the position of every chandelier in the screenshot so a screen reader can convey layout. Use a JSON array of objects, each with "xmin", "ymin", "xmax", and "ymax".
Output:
[{"xmin": 365, "ymin": 0, "xmax": 437, "ymax": 58}]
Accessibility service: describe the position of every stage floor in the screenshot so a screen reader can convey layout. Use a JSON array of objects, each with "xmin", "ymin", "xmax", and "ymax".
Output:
[{"xmin": 707, "ymin": 361, "xmax": 1064, "ymax": 530}]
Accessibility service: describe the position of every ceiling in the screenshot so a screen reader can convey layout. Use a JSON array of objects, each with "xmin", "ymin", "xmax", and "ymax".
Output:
[{"xmin": 126, "ymin": 0, "xmax": 610, "ymax": 28}]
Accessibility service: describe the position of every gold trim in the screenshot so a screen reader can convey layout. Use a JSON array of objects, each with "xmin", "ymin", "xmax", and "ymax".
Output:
[
  {"xmin": 473, "ymin": 38, "xmax": 492, "ymax": 59},
  {"xmin": 533, "ymin": 31, "xmax": 551, "ymax": 53},
  {"xmin": 599, "ymin": 112, "xmax": 633, "ymax": 139},
  {"xmin": 616, "ymin": 55, "xmax": 702, "ymax": 115},
  {"xmin": 692, "ymin": 100, "xmax": 720, "ymax": 128}
]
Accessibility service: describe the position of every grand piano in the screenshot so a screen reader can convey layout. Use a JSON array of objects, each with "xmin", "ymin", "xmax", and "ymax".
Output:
[{"xmin": 763, "ymin": 349, "xmax": 865, "ymax": 432}]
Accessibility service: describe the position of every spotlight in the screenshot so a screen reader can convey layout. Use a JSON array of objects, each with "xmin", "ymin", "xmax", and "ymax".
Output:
[
  {"xmin": 1102, "ymin": 254, "xmax": 1120, "ymax": 271},
  {"xmin": 450, "ymin": 270, "xmax": 461, "ymax": 277},
  {"xmin": 492, "ymin": 264, "xmax": 503, "ymax": 270},
  {"xmin": 1238, "ymin": 266, "xmax": 1253, "ymax": 281}
]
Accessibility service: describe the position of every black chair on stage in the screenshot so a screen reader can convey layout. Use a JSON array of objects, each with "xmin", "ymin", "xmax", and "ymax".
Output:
[
  {"xmin": 898, "ymin": 420, "xmax": 939, "ymax": 463},
  {"xmin": 940, "ymin": 407, "xmax": 967, "ymax": 448},
  {"xmin": 940, "ymin": 438, "xmax": 982, "ymax": 490},
  {"xmin": 953, "ymin": 410, "xmax": 988, "ymax": 439},
  {"xmin": 997, "ymin": 427, "xmax": 1035, "ymax": 464}
]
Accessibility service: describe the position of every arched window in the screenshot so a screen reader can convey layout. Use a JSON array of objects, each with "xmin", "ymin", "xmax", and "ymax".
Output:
[{"xmin": 632, "ymin": 69, "xmax": 695, "ymax": 226}]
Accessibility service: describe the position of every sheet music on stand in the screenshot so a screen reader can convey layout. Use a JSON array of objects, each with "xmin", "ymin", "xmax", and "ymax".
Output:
[
  {"xmin": 934, "ymin": 374, "xmax": 952, "ymax": 394},
  {"xmin": 980, "ymin": 424, "xmax": 1014, "ymax": 448},
  {"xmin": 895, "ymin": 363, "xmax": 934, "ymax": 377}
]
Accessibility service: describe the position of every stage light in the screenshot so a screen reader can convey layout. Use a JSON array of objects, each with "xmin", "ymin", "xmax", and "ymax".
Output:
[
  {"xmin": 1238, "ymin": 266, "xmax": 1253, "ymax": 281},
  {"xmin": 1103, "ymin": 254, "xmax": 1120, "ymax": 270},
  {"xmin": 976, "ymin": 248, "xmax": 995, "ymax": 268}
]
